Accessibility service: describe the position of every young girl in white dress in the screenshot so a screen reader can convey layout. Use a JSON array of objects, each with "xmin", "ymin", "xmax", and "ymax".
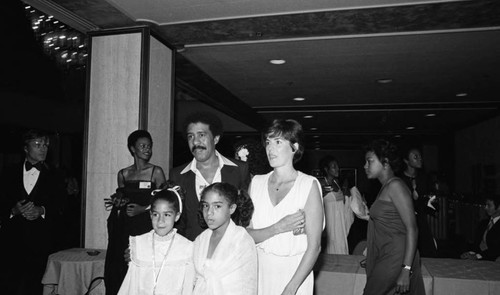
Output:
[
  {"xmin": 193, "ymin": 182, "xmax": 257, "ymax": 295},
  {"xmin": 118, "ymin": 186, "xmax": 194, "ymax": 295}
]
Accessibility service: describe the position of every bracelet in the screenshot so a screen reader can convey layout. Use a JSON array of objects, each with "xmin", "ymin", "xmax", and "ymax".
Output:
[{"xmin": 402, "ymin": 264, "xmax": 412, "ymax": 271}]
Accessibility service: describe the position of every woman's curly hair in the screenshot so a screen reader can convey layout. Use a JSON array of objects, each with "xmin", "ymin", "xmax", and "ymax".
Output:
[
  {"xmin": 198, "ymin": 182, "xmax": 254, "ymax": 228},
  {"xmin": 364, "ymin": 139, "xmax": 402, "ymax": 173}
]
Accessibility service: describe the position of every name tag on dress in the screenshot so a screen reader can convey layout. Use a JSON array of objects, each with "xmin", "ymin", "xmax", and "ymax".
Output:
[{"xmin": 139, "ymin": 181, "xmax": 152, "ymax": 189}]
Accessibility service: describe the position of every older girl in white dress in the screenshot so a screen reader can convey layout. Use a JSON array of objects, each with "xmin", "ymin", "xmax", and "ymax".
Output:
[{"xmin": 193, "ymin": 182, "xmax": 257, "ymax": 295}]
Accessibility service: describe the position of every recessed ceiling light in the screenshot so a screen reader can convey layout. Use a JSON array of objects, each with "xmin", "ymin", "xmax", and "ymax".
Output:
[
  {"xmin": 456, "ymin": 93, "xmax": 468, "ymax": 97},
  {"xmin": 406, "ymin": 126, "xmax": 415, "ymax": 130},
  {"xmin": 313, "ymin": 135, "xmax": 319, "ymax": 138},
  {"xmin": 394, "ymin": 135, "xmax": 401, "ymax": 138},
  {"xmin": 425, "ymin": 113, "xmax": 436, "ymax": 117},
  {"xmin": 376, "ymin": 78, "xmax": 393, "ymax": 84},
  {"xmin": 310, "ymin": 127, "xmax": 317, "ymax": 131},
  {"xmin": 269, "ymin": 59, "xmax": 286, "ymax": 65},
  {"xmin": 293, "ymin": 97, "xmax": 305, "ymax": 101},
  {"xmin": 315, "ymin": 147, "xmax": 320, "ymax": 150},
  {"xmin": 303, "ymin": 115, "xmax": 313, "ymax": 119}
]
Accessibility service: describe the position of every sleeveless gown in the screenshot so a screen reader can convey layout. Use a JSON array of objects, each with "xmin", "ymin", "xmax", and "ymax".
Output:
[
  {"xmin": 250, "ymin": 171, "xmax": 322, "ymax": 295},
  {"xmin": 104, "ymin": 166, "xmax": 158, "ymax": 295},
  {"xmin": 364, "ymin": 177, "xmax": 424, "ymax": 295}
]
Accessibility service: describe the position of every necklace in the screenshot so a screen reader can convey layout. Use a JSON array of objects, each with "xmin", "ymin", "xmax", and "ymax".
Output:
[
  {"xmin": 273, "ymin": 171, "xmax": 298, "ymax": 191},
  {"xmin": 152, "ymin": 231, "xmax": 175, "ymax": 295}
]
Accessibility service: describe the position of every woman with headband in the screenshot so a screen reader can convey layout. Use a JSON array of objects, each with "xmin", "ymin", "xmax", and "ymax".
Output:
[{"xmin": 118, "ymin": 185, "xmax": 195, "ymax": 295}]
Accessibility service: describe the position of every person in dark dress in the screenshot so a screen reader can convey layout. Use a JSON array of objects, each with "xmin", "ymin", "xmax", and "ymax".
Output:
[
  {"xmin": 400, "ymin": 147, "xmax": 438, "ymax": 257},
  {"xmin": 363, "ymin": 139, "xmax": 424, "ymax": 295},
  {"xmin": 0, "ymin": 129, "xmax": 66, "ymax": 295},
  {"xmin": 104, "ymin": 130, "xmax": 166, "ymax": 295}
]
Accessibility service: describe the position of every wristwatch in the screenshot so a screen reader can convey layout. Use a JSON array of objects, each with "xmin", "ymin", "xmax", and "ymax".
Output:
[{"xmin": 402, "ymin": 264, "xmax": 412, "ymax": 271}]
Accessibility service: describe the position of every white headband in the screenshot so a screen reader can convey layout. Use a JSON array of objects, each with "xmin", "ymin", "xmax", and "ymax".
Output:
[{"xmin": 151, "ymin": 185, "xmax": 183, "ymax": 214}]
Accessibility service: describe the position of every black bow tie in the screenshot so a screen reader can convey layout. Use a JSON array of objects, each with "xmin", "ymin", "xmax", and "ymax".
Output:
[{"xmin": 25, "ymin": 161, "xmax": 43, "ymax": 171}]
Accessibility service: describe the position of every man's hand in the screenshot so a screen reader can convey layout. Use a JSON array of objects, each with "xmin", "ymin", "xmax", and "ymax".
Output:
[
  {"xmin": 460, "ymin": 251, "xmax": 480, "ymax": 260},
  {"xmin": 12, "ymin": 200, "xmax": 33, "ymax": 216},
  {"xmin": 23, "ymin": 206, "xmax": 44, "ymax": 220},
  {"xmin": 13, "ymin": 201, "xmax": 44, "ymax": 220},
  {"xmin": 124, "ymin": 247, "xmax": 131, "ymax": 262}
]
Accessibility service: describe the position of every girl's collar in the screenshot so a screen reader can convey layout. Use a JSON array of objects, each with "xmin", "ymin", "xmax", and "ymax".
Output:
[{"xmin": 153, "ymin": 228, "xmax": 176, "ymax": 241}]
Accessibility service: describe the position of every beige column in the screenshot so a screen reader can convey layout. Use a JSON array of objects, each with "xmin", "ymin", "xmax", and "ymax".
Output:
[{"xmin": 83, "ymin": 28, "xmax": 174, "ymax": 249}]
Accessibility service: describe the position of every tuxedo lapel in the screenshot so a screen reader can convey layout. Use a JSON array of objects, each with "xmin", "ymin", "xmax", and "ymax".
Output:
[{"xmin": 13, "ymin": 164, "xmax": 29, "ymax": 200}]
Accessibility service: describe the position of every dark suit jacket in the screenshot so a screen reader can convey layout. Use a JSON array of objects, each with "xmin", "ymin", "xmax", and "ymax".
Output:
[
  {"xmin": 0, "ymin": 162, "xmax": 66, "ymax": 255},
  {"xmin": 0, "ymin": 161, "xmax": 66, "ymax": 293},
  {"xmin": 169, "ymin": 157, "xmax": 250, "ymax": 241},
  {"xmin": 473, "ymin": 217, "xmax": 500, "ymax": 261}
]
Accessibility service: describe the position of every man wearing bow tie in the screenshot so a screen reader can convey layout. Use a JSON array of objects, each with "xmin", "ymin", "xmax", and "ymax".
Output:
[{"xmin": 0, "ymin": 129, "xmax": 66, "ymax": 295}]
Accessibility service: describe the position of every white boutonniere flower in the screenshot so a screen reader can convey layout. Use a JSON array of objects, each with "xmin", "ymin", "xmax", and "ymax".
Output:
[{"xmin": 237, "ymin": 147, "xmax": 249, "ymax": 162}]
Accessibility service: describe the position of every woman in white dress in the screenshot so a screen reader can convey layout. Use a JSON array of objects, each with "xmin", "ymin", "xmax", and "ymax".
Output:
[
  {"xmin": 247, "ymin": 119, "xmax": 324, "ymax": 295},
  {"xmin": 318, "ymin": 155, "xmax": 354, "ymax": 254}
]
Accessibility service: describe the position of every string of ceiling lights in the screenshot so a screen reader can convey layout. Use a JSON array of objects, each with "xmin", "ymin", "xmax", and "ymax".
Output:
[{"xmin": 24, "ymin": 4, "xmax": 87, "ymax": 70}]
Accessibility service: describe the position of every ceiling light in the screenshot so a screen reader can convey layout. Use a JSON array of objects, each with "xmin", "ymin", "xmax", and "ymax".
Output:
[
  {"xmin": 293, "ymin": 97, "xmax": 305, "ymax": 101},
  {"xmin": 456, "ymin": 93, "xmax": 468, "ymax": 97},
  {"xmin": 406, "ymin": 126, "xmax": 415, "ymax": 130},
  {"xmin": 310, "ymin": 127, "xmax": 318, "ymax": 131},
  {"xmin": 313, "ymin": 135, "xmax": 319, "ymax": 138},
  {"xmin": 376, "ymin": 78, "xmax": 393, "ymax": 84},
  {"xmin": 303, "ymin": 115, "xmax": 313, "ymax": 119},
  {"xmin": 269, "ymin": 59, "xmax": 286, "ymax": 65},
  {"xmin": 425, "ymin": 113, "xmax": 436, "ymax": 117},
  {"xmin": 394, "ymin": 135, "xmax": 401, "ymax": 138}
]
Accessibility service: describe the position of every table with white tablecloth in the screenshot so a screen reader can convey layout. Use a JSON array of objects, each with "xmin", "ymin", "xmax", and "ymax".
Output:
[
  {"xmin": 314, "ymin": 254, "xmax": 500, "ymax": 295},
  {"xmin": 42, "ymin": 248, "xmax": 106, "ymax": 295},
  {"xmin": 422, "ymin": 257, "xmax": 500, "ymax": 295}
]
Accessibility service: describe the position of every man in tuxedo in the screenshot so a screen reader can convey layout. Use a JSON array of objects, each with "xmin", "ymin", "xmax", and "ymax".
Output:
[
  {"xmin": 170, "ymin": 112, "xmax": 251, "ymax": 241},
  {"xmin": 0, "ymin": 129, "xmax": 66, "ymax": 295},
  {"xmin": 461, "ymin": 195, "xmax": 500, "ymax": 261}
]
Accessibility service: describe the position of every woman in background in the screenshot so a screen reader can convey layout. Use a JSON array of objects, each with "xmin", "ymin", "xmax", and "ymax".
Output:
[
  {"xmin": 363, "ymin": 139, "xmax": 424, "ymax": 295},
  {"xmin": 400, "ymin": 147, "xmax": 438, "ymax": 257},
  {"xmin": 105, "ymin": 130, "xmax": 167, "ymax": 295},
  {"xmin": 318, "ymin": 155, "xmax": 354, "ymax": 254}
]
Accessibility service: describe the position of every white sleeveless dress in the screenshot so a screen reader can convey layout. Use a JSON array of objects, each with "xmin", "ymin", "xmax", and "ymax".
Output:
[{"xmin": 250, "ymin": 171, "xmax": 322, "ymax": 295}]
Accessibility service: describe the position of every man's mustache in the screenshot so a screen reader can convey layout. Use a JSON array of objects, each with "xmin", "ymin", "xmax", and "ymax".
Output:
[{"xmin": 192, "ymin": 145, "xmax": 206, "ymax": 152}]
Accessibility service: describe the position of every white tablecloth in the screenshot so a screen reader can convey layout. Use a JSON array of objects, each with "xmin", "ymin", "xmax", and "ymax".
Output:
[
  {"xmin": 42, "ymin": 248, "xmax": 106, "ymax": 295},
  {"xmin": 422, "ymin": 257, "xmax": 500, "ymax": 295}
]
